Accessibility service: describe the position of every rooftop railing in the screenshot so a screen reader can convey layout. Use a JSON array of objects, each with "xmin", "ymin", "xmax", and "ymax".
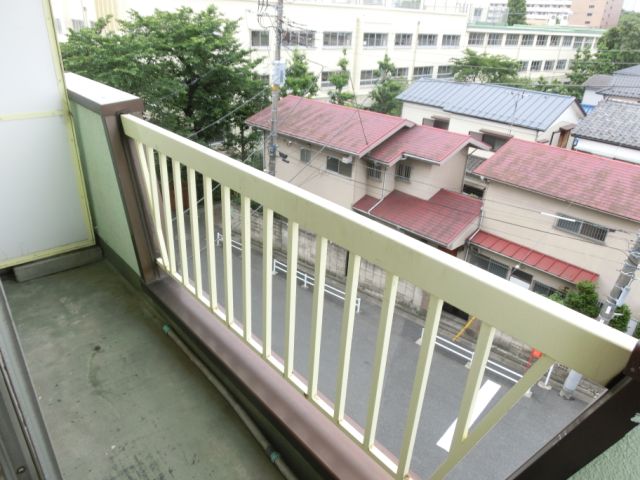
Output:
[{"xmin": 121, "ymin": 113, "xmax": 635, "ymax": 479}]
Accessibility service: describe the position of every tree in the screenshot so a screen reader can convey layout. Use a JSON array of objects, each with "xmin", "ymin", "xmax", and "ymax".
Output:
[
  {"xmin": 329, "ymin": 50, "xmax": 355, "ymax": 106},
  {"xmin": 368, "ymin": 54, "xmax": 405, "ymax": 116},
  {"xmin": 609, "ymin": 304, "xmax": 632, "ymax": 333},
  {"xmin": 507, "ymin": 0, "xmax": 527, "ymax": 26},
  {"xmin": 282, "ymin": 49, "xmax": 318, "ymax": 98},
  {"xmin": 452, "ymin": 49, "xmax": 520, "ymax": 84},
  {"xmin": 550, "ymin": 281, "xmax": 600, "ymax": 318},
  {"xmin": 61, "ymin": 8, "xmax": 268, "ymax": 156}
]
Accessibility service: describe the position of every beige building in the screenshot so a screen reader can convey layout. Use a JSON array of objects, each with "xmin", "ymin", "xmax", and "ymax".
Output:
[
  {"xmin": 247, "ymin": 95, "xmax": 489, "ymax": 250},
  {"xmin": 570, "ymin": 0, "xmax": 624, "ymax": 28},
  {"xmin": 470, "ymin": 138, "xmax": 640, "ymax": 313}
]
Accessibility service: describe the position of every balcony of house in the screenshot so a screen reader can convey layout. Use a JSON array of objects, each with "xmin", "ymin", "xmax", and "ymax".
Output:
[{"xmin": 3, "ymin": 70, "xmax": 640, "ymax": 479}]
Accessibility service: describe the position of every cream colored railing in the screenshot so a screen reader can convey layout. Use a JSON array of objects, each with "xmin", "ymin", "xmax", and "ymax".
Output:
[{"xmin": 121, "ymin": 114, "xmax": 635, "ymax": 479}]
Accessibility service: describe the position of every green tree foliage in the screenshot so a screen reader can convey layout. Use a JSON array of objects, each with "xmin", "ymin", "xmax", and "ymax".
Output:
[
  {"xmin": 609, "ymin": 304, "xmax": 632, "ymax": 333},
  {"xmin": 452, "ymin": 49, "xmax": 520, "ymax": 84},
  {"xmin": 634, "ymin": 321, "xmax": 640, "ymax": 339},
  {"xmin": 550, "ymin": 281, "xmax": 600, "ymax": 318},
  {"xmin": 61, "ymin": 8, "xmax": 269, "ymax": 157},
  {"xmin": 368, "ymin": 54, "xmax": 405, "ymax": 116},
  {"xmin": 329, "ymin": 50, "xmax": 355, "ymax": 105},
  {"xmin": 282, "ymin": 49, "xmax": 318, "ymax": 98},
  {"xmin": 507, "ymin": 0, "xmax": 527, "ymax": 25}
]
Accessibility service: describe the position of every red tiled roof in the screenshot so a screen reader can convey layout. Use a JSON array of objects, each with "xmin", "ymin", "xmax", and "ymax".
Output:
[
  {"xmin": 246, "ymin": 96, "xmax": 413, "ymax": 156},
  {"xmin": 474, "ymin": 138, "xmax": 640, "ymax": 222},
  {"xmin": 353, "ymin": 189, "xmax": 482, "ymax": 248},
  {"xmin": 470, "ymin": 230, "xmax": 599, "ymax": 283},
  {"xmin": 368, "ymin": 124, "xmax": 488, "ymax": 165}
]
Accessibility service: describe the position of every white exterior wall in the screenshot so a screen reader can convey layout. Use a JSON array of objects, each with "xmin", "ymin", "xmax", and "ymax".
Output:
[
  {"xmin": 481, "ymin": 182, "xmax": 640, "ymax": 312},
  {"xmin": 572, "ymin": 138, "xmax": 640, "ymax": 165},
  {"xmin": 50, "ymin": 0, "xmax": 97, "ymax": 41},
  {"xmin": 582, "ymin": 87, "xmax": 605, "ymax": 106},
  {"xmin": 54, "ymin": 1, "xmax": 603, "ymax": 95},
  {"xmin": 469, "ymin": 0, "xmax": 572, "ymax": 25}
]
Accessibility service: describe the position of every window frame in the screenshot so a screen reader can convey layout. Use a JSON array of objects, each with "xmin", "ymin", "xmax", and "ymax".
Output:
[
  {"xmin": 536, "ymin": 35, "xmax": 548, "ymax": 47},
  {"xmin": 326, "ymin": 156, "xmax": 353, "ymax": 177},
  {"xmin": 555, "ymin": 214, "xmax": 609, "ymax": 242},
  {"xmin": 323, "ymin": 31, "xmax": 352, "ymax": 48},
  {"xmin": 487, "ymin": 33, "xmax": 503, "ymax": 46},
  {"xmin": 300, "ymin": 148, "xmax": 312, "ymax": 163},
  {"xmin": 394, "ymin": 33, "xmax": 413, "ymax": 47},
  {"xmin": 359, "ymin": 69, "xmax": 379, "ymax": 86},
  {"xmin": 562, "ymin": 36, "xmax": 573, "ymax": 47},
  {"xmin": 521, "ymin": 34, "xmax": 534, "ymax": 46},
  {"xmin": 530, "ymin": 60, "xmax": 542, "ymax": 72},
  {"xmin": 363, "ymin": 32, "xmax": 388, "ymax": 48},
  {"xmin": 395, "ymin": 162, "xmax": 412, "ymax": 182},
  {"xmin": 549, "ymin": 35, "xmax": 560, "ymax": 46},
  {"xmin": 556, "ymin": 59, "xmax": 567, "ymax": 70},
  {"xmin": 544, "ymin": 60, "xmax": 555, "ymax": 71},
  {"xmin": 417, "ymin": 33, "xmax": 437, "ymax": 47},
  {"xmin": 436, "ymin": 65, "xmax": 453, "ymax": 79},
  {"xmin": 481, "ymin": 132, "xmax": 511, "ymax": 152},
  {"xmin": 505, "ymin": 34, "xmax": 519, "ymax": 46},
  {"xmin": 251, "ymin": 30, "xmax": 270, "ymax": 48},
  {"xmin": 282, "ymin": 30, "xmax": 316, "ymax": 48},
  {"xmin": 441, "ymin": 34, "xmax": 461, "ymax": 48},
  {"xmin": 366, "ymin": 161, "xmax": 383, "ymax": 181},
  {"xmin": 413, "ymin": 66, "xmax": 433, "ymax": 79},
  {"xmin": 468, "ymin": 32, "xmax": 485, "ymax": 46}
]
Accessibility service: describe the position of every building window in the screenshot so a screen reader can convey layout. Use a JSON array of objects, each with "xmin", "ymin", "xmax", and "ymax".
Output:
[
  {"xmin": 363, "ymin": 32, "xmax": 388, "ymax": 47},
  {"xmin": 562, "ymin": 36, "xmax": 573, "ymax": 47},
  {"xmin": 395, "ymin": 162, "xmax": 411, "ymax": 182},
  {"xmin": 394, "ymin": 67, "xmax": 409, "ymax": 78},
  {"xmin": 481, "ymin": 132, "xmax": 510, "ymax": 151},
  {"xmin": 589, "ymin": 3, "xmax": 595, "ymax": 7},
  {"xmin": 555, "ymin": 214, "xmax": 608, "ymax": 242},
  {"xmin": 360, "ymin": 70, "xmax": 378, "ymax": 85},
  {"xmin": 544, "ymin": 60, "xmax": 555, "ymax": 71},
  {"xmin": 437, "ymin": 65, "xmax": 453, "ymax": 78},
  {"xmin": 556, "ymin": 59, "xmax": 567, "ymax": 70},
  {"xmin": 519, "ymin": 61, "xmax": 529, "ymax": 72},
  {"xmin": 71, "ymin": 19, "xmax": 84, "ymax": 31},
  {"xmin": 326, "ymin": 156, "xmax": 352, "ymax": 177},
  {"xmin": 283, "ymin": 30, "xmax": 315, "ymax": 48},
  {"xmin": 366, "ymin": 161, "xmax": 383, "ymax": 181},
  {"xmin": 530, "ymin": 60, "xmax": 542, "ymax": 71},
  {"xmin": 442, "ymin": 35, "xmax": 460, "ymax": 48},
  {"xmin": 258, "ymin": 74, "xmax": 270, "ymax": 84},
  {"xmin": 417, "ymin": 33, "xmax": 437, "ymax": 47},
  {"xmin": 323, "ymin": 31, "xmax": 352, "ymax": 47},
  {"xmin": 505, "ymin": 34, "xmax": 519, "ymax": 46},
  {"xmin": 300, "ymin": 148, "xmax": 312, "ymax": 163},
  {"xmin": 487, "ymin": 33, "xmax": 503, "ymax": 46},
  {"xmin": 395, "ymin": 33, "xmax": 412, "ymax": 47},
  {"xmin": 536, "ymin": 35, "xmax": 548, "ymax": 47},
  {"xmin": 423, "ymin": 116, "xmax": 450, "ymax": 129},
  {"xmin": 521, "ymin": 34, "xmax": 534, "ymax": 46},
  {"xmin": 532, "ymin": 281, "xmax": 559, "ymax": 298},
  {"xmin": 549, "ymin": 35, "xmax": 560, "ymax": 46},
  {"xmin": 413, "ymin": 66, "xmax": 433, "ymax": 79},
  {"xmin": 469, "ymin": 251, "xmax": 509, "ymax": 279},
  {"xmin": 587, "ymin": 12, "xmax": 593, "ymax": 17},
  {"xmin": 251, "ymin": 30, "xmax": 270, "ymax": 47},
  {"xmin": 583, "ymin": 38, "xmax": 594, "ymax": 49},
  {"xmin": 321, "ymin": 71, "xmax": 337, "ymax": 87},
  {"xmin": 468, "ymin": 32, "xmax": 485, "ymax": 46},
  {"xmin": 574, "ymin": 37, "xmax": 585, "ymax": 49}
]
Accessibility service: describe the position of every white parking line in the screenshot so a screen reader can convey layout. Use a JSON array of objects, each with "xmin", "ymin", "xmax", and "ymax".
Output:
[{"xmin": 436, "ymin": 380, "xmax": 502, "ymax": 452}]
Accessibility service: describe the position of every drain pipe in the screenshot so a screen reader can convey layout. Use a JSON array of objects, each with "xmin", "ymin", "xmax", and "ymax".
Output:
[{"xmin": 162, "ymin": 325, "xmax": 297, "ymax": 480}]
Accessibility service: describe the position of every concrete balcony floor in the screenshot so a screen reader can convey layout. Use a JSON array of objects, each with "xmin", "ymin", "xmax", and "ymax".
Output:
[{"xmin": 3, "ymin": 260, "xmax": 281, "ymax": 480}]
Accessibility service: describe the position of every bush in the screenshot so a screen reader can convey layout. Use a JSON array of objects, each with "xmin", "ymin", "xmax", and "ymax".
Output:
[
  {"xmin": 552, "ymin": 281, "xmax": 600, "ymax": 318},
  {"xmin": 609, "ymin": 304, "xmax": 631, "ymax": 333}
]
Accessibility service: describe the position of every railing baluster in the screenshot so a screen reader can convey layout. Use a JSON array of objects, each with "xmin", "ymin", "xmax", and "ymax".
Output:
[
  {"xmin": 159, "ymin": 153, "xmax": 176, "ymax": 276},
  {"xmin": 334, "ymin": 253, "xmax": 361, "ymax": 425},
  {"xmin": 134, "ymin": 141, "xmax": 151, "ymax": 201},
  {"xmin": 241, "ymin": 195, "xmax": 252, "ymax": 342},
  {"xmin": 364, "ymin": 273, "xmax": 399, "ymax": 450},
  {"xmin": 221, "ymin": 185, "xmax": 234, "ymax": 325},
  {"xmin": 262, "ymin": 208, "xmax": 274, "ymax": 360},
  {"xmin": 308, "ymin": 236, "xmax": 328, "ymax": 402},
  {"xmin": 397, "ymin": 295, "xmax": 444, "ymax": 478},
  {"xmin": 143, "ymin": 145, "xmax": 169, "ymax": 268},
  {"xmin": 203, "ymin": 176, "xmax": 218, "ymax": 311},
  {"xmin": 450, "ymin": 321, "xmax": 496, "ymax": 454},
  {"xmin": 187, "ymin": 168, "xmax": 203, "ymax": 299},
  {"xmin": 284, "ymin": 221, "xmax": 299, "ymax": 380},
  {"xmin": 172, "ymin": 160, "xmax": 189, "ymax": 287},
  {"xmin": 431, "ymin": 355, "xmax": 555, "ymax": 480}
]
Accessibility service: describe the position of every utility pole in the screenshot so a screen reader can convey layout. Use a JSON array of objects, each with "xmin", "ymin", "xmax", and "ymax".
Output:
[
  {"xmin": 267, "ymin": 0, "xmax": 284, "ymax": 176},
  {"xmin": 561, "ymin": 231, "xmax": 640, "ymax": 400}
]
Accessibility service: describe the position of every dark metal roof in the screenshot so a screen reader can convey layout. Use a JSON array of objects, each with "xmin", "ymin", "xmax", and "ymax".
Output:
[
  {"xmin": 614, "ymin": 65, "xmax": 640, "ymax": 76},
  {"xmin": 573, "ymin": 100, "xmax": 640, "ymax": 150},
  {"xmin": 397, "ymin": 79, "xmax": 580, "ymax": 131},
  {"xmin": 596, "ymin": 74, "xmax": 640, "ymax": 99}
]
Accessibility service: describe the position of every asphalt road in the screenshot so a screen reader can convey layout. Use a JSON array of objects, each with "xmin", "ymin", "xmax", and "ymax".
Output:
[{"xmin": 176, "ymin": 206, "xmax": 587, "ymax": 479}]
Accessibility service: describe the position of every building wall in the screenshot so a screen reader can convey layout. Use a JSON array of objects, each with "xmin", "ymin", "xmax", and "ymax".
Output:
[
  {"xmin": 571, "ymin": 137, "xmax": 640, "ymax": 165},
  {"xmin": 50, "ymin": 0, "xmax": 97, "ymax": 41},
  {"xmin": 570, "ymin": 0, "xmax": 624, "ymax": 28},
  {"xmin": 469, "ymin": 0, "xmax": 572, "ymax": 25},
  {"xmin": 480, "ymin": 182, "xmax": 640, "ymax": 311},
  {"xmin": 582, "ymin": 87, "xmax": 605, "ymax": 106}
]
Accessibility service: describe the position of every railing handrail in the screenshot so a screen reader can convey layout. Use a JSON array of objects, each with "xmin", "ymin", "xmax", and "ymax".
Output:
[{"xmin": 121, "ymin": 113, "xmax": 634, "ymax": 386}]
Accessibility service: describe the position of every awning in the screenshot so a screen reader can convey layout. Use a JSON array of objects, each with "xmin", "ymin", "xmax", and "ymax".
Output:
[{"xmin": 470, "ymin": 231, "xmax": 599, "ymax": 284}]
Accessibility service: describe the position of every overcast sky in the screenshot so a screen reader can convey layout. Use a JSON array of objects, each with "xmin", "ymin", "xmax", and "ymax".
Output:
[{"xmin": 624, "ymin": 0, "xmax": 640, "ymax": 12}]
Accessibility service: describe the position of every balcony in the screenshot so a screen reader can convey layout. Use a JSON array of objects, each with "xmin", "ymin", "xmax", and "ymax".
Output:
[{"xmin": 2, "ymin": 73, "xmax": 640, "ymax": 480}]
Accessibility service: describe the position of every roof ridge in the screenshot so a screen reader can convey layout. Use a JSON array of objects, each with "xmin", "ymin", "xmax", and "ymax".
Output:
[{"xmin": 411, "ymin": 78, "xmax": 575, "ymax": 99}]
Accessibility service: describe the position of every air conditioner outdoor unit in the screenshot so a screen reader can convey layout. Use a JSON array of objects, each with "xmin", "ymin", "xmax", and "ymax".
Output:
[{"xmin": 341, "ymin": 155, "xmax": 353, "ymax": 164}]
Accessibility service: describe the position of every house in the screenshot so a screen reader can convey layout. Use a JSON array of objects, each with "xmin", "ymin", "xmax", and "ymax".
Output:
[
  {"xmin": 582, "ymin": 65, "xmax": 640, "ymax": 108},
  {"xmin": 246, "ymin": 95, "xmax": 488, "ymax": 250},
  {"xmin": 471, "ymin": 138, "xmax": 640, "ymax": 312},
  {"xmin": 571, "ymin": 100, "xmax": 640, "ymax": 164},
  {"xmin": 397, "ymin": 78, "xmax": 586, "ymax": 195}
]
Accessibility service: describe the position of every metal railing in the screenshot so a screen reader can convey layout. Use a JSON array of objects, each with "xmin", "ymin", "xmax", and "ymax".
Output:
[{"xmin": 121, "ymin": 113, "xmax": 636, "ymax": 479}]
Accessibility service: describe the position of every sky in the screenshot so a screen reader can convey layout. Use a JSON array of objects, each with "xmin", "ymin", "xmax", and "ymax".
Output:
[{"xmin": 624, "ymin": 0, "xmax": 640, "ymax": 12}]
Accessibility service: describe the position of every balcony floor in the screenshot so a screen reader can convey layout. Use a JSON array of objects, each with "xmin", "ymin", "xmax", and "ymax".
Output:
[{"xmin": 3, "ymin": 260, "xmax": 281, "ymax": 480}]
